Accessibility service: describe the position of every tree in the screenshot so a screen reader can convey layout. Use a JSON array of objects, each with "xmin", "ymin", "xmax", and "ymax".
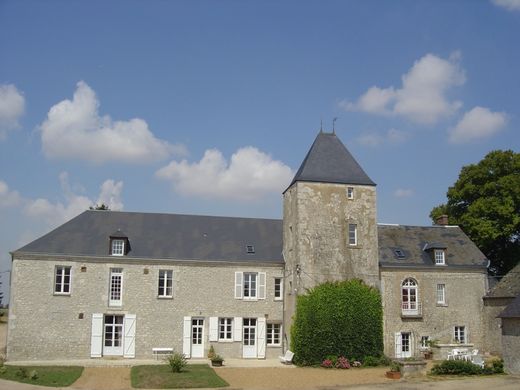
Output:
[
  {"xmin": 430, "ymin": 150, "xmax": 520, "ymax": 276},
  {"xmin": 89, "ymin": 203, "xmax": 110, "ymax": 210}
]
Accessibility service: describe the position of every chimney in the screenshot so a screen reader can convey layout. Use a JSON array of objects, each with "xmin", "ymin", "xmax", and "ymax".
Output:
[{"xmin": 436, "ymin": 215, "xmax": 449, "ymax": 226}]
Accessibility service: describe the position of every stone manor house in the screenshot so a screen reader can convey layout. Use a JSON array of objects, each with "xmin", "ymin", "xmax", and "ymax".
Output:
[{"xmin": 8, "ymin": 132, "xmax": 493, "ymax": 362}]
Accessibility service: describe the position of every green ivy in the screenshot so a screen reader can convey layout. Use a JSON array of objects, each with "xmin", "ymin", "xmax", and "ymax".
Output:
[{"xmin": 290, "ymin": 279, "xmax": 383, "ymax": 366}]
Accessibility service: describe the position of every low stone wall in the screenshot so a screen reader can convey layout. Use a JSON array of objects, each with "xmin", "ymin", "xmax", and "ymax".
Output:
[{"xmin": 397, "ymin": 359, "xmax": 427, "ymax": 378}]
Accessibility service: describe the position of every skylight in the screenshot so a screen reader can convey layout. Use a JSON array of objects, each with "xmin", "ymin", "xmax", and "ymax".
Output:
[
  {"xmin": 246, "ymin": 245, "xmax": 255, "ymax": 254},
  {"xmin": 394, "ymin": 249, "xmax": 405, "ymax": 259}
]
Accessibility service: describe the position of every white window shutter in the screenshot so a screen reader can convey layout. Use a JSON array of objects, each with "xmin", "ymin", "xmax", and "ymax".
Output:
[
  {"xmin": 258, "ymin": 272, "xmax": 266, "ymax": 299},
  {"xmin": 209, "ymin": 317, "xmax": 218, "ymax": 342},
  {"xmin": 123, "ymin": 314, "xmax": 136, "ymax": 358},
  {"xmin": 90, "ymin": 313, "xmax": 103, "ymax": 358},
  {"xmin": 395, "ymin": 332, "xmax": 402, "ymax": 358},
  {"xmin": 183, "ymin": 316, "xmax": 191, "ymax": 358},
  {"xmin": 257, "ymin": 317, "xmax": 266, "ymax": 359},
  {"xmin": 235, "ymin": 272, "xmax": 243, "ymax": 299},
  {"xmin": 234, "ymin": 317, "xmax": 242, "ymax": 341},
  {"xmin": 410, "ymin": 332, "xmax": 415, "ymax": 358}
]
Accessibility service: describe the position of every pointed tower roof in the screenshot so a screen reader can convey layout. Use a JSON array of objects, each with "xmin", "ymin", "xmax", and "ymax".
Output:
[{"xmin": 286, "ymin": 132, "xmax": 375, "ymax": 191}]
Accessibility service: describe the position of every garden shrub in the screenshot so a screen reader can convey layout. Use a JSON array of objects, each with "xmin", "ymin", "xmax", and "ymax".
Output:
[
  {"xmin": 336, "ymin": 356, "xmax": 350, "ymax": 369},
  {"xmin": 431, "ymin": 360, "xmax": 482, "ymax": 375},
  {"xmin": 492, "ymin": 359, "xmax": 504, "ymax": 374},
  {"xmin": 165, "ymin": 352, "xmax": 187, "ymax": 373},
  {"xmin": 362, "ymin": 356, "xmax": 380, "ymax": 366},
  {"xmin": 291, "ymin": 279, "xmax": 383, "ymax": 366}
]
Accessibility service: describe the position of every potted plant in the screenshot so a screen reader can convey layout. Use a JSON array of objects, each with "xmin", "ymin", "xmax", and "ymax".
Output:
[
  {"xmin": 207, "ymin": 345, "xmax": 216, "ymax": 359},
  {"xmin": 386, "ymin": 361, "xmax": 401, "ymax": 379},
  {"xmin": 211, "ymin": 354, "xmax": 224, "ymax": 367},
  {"xmin": 423, "ymin": 339, "xmax": 438, "ymax": 359}
]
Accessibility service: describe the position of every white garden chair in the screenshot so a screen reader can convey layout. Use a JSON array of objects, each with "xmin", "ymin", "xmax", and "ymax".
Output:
[{"xmin": 279, "ymin": 350, "xmax": 295, "ymax": 364}]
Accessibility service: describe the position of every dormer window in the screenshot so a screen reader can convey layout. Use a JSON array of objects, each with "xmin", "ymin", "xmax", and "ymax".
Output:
[
  {"xmin": 246, "ymin": 245, "xmax": 255, "ymax": 254},
  {"xmin": 109, "ymin": 230, "xmax": 130, "ymax": 256},
  {"xmin": 111, "ymin": 239, "xmax": 125, "ymax": 256},
  {"xmin": 347, "ymin": 187, "xmax": 354, "ymax": 199},
  {"xmin": 434, "ymin": 249, "xmax": 445, "ymax": 265}
]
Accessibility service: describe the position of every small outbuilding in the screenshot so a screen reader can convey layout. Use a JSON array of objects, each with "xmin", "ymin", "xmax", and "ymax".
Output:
[{"xmin": 498, "ymin": 294, "xmax": 520, "ymax": 374}]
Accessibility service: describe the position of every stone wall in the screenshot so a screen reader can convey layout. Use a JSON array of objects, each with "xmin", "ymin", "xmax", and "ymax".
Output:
[
  {"xmin": 8, "ymin": 256, "xmax": 283, "ymax": 361},
  {"xmin": 482, "ymin": 297, "xmax": 513, "ymax": 355},
  {"xmin": 501, "ymin": 318, "xmax": 520, "ymax": 374},
  {"xmin": 381, "ymin": 268, "xmax": 487, "ymax": 358}
]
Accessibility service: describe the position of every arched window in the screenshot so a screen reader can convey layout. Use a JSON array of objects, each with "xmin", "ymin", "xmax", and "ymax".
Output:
[{"xmin": 401, "ymin": 278, "xmax": 419, "ymax": 313}]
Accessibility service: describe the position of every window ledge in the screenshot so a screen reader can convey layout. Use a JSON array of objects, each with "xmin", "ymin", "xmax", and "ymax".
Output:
[
  {"xmin": 267, "ymin": 344, "xmax": 282, "ymax": 348},
  {"xmin": 274, "ymin": 298, "xmax": 283, "ymax": 301},
  {"xmin": 436, "ymin": 303, "xmax": 448, "ymax": 307},
  {"xmin": 53, "ymin": 293, "xmax": 71, "ymax": 296},
  {"xmin": 157, "ymin": 296, "xmax": 173, "ymax": 300},
  {"xmin": 217, "ymin": 339, "xmax": 234, "ymax": 343}
]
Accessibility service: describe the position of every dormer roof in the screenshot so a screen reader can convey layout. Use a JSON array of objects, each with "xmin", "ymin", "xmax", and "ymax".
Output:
[{"xmin": 285, "ymin": 131, "xmax": 375, "ymax": 191}]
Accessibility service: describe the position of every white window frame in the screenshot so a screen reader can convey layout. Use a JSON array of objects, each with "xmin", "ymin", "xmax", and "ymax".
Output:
[
  {"xmin": 243, "ymin": 272, "xmax": 257, "ymax": 299},
  {"xmin": 54, "ymin": 265, "xmax": 72, "ymax": 295},
  {"xmin": 436, "ymin": 283, "xmax": 446, "ymax": 305},
  {"xmin": 266, "ymin": 322, "xmax": 282, "ymax": 346},
  {"xmin": 348, "ymin": 223, "xmax": 357, "ymax": 246},
  {"xmin": 347, "ymin": 187, "xmax": 354, "ymax": 199},
  {"xmin": 454, "ymin": 326, "xmax": 466, "ymax": 343},
  {"xmin": 111, "ymin": 239, "xmax": 125, "ymax": 256},
  {"xmin": 274, "ymin": 277, "xmax": 283, "ymax": 300},
  {"xmin": 158, "ymin": 270, "xmax": 173, "ymax": 298},
  {"xmin": 420, "ymin": 335, "xmax": 430, "ymax": 350},
  {"xmin": 218, "ymin": 318, "xmax": 233, "ymax": 342},
  {"xmin": 109, "ymin": 268, "xmax": 123, "ymax": 307},
  {"xmin": 434, "ymin": 249, "xmax": 445, "ymax": 265}
]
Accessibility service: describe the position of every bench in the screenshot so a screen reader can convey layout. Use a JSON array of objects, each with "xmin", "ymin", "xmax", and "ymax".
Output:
[{"xmin": 152, "ymin": 347, "xmax": 174, "ymax": 360}]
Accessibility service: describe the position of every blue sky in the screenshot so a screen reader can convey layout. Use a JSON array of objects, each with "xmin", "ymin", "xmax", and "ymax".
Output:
[{"xmin": 1, "ymin": 0, "xmax": 519, "ymax": 299}]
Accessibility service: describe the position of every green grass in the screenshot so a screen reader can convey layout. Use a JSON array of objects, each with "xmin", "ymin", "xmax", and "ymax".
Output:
[
  {"xmin": 131, "ymin": 364, "xmax": 229, "ymax": 389},
  {"xmin": 0, "ymin": 366, "xmax": 83, "ymax": 387}
]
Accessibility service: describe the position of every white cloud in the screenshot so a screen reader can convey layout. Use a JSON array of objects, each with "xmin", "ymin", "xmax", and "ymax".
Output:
[
  {"xmin": 449, "ymin": 106, "xmax": 508, "ymax": 144},
  {"xmin": 492, "ymin": 0, "xmax": 520, "ymax": 11},
  {"xmin": 23, "ymin": 172, "xmax": 124, "ymax": 228},
  {"xmin": 0, "ymin": 84, "xmax": 25, "ymax": 139},
  {"xmin": 394, "ymin": 188, "xmax": 414, "ymax": 198},
  {"xmin": 342, "ymin": 53, "xmax": 465, "ymax": 124},
  {"xmin": 156, "ymin": 146, "xmax": 294, "ymax": 201},
  {"xmin": 40, "ymin": 81, "xmax": 186, "ymax": 164},
  {"xmin": 0, "ymin": 180, "xmax": 22, "ymax": 207},
  {"xmin": 357, "ymin": 128, "xmax": 407, "ymax": 147}
]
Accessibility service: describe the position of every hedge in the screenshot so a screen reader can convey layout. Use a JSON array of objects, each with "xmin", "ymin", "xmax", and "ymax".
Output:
[{"xmin": 290, "ymin": 279, "xmax": 383, "ymax": 366}]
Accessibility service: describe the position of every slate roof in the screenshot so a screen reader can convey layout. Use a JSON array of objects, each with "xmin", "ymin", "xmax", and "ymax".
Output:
[
  {"xmin": 14, "ymin": 210, "xmax": 283, "ymax": 264},
  {"xmin": 286, "ymin": 132, "xmax": 375, "ymax": 191},
  {"xmin": 14, "ymin": 211, "xmax": 487, "ymax": 269},
  {"xmin": 498, "ymin": 294, "xmax": 520, "ymax": 318},
  {"xmin": 378, "ymin": 224, "xmax": 488, "ymax": 269},
  {"xmin": 486, "ymin": 262, "xmax": 520, "ymax": 298}
]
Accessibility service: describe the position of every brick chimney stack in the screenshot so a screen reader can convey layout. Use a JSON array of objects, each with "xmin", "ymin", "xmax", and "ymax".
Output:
[{"xmin": 435, "ymin": 214, "xmax": 449, "ymax": 226}]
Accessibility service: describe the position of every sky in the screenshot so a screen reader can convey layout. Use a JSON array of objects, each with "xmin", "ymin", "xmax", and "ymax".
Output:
[{"xmin": 1, "ymin": 0, "xmax": 520, "ymax": 300}]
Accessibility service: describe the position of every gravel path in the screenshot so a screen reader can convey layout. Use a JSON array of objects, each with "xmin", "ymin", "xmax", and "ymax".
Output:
[
  {"xmin": 70, "ymin": 367, "xmax": 131, "ymax": 390},
  {"xmin": 214, "ymin": 366, "xmax": 391, "ymax": 389}
]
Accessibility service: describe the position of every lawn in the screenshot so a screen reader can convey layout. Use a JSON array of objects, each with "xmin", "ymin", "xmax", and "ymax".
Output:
[
  {"xmin": 0, "ymin": 365, "xmax": 83, "ymax": 387},
  {"xmin": 131, "ymin": 364, "xmax": 229, "ymax": 389}
]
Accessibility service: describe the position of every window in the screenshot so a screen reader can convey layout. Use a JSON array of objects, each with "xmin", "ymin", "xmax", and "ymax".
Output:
[
  {"xmin": 235, "ymin": 271, "xmax": 266, "ymax": 300},
  {"xmin": 158, "ymin": 270, "xmax": 173, "ymax": 298},
  {"xmin": 246, "ymin": 245, "xmax": 255, "ymax": 254},
  {"xmin": 274, "ymin": 277, "xmax": 283, "ymax": 300},
  {"xmin": 348, "ymin": 224, "xmax": 357, "ymax": 246},
  {"xmin": 111, "ymin": 239, "xmax": 125, "ymax": 256},
  {"xmin": 434, "ymin": 249, "xmax": 445, "ymax": 265},
  {"xmin": 394, "ymin": 249, "xmax": 405, "ymax": 259},
  {"xmin": 219, "ymin": 318, "xmax": 233, "ymax": 341},
  {"xmin": 437, "ymin": 283, "xmax": 446, "ymax": 305},
  {"xmin": 347, "ymin": 187, "xmax": 354, "ymax": 199},
  {"xmin": 244, "ymin": 272, "xmax": 257, "ymax": 299},
  {"xmin": 420, "ymin": 336, "xmax": 430, "ymax": 349},
  {"xmin": 54, "ymin": 266, "xmax": 71, "ymax": 294},
  {"xmin": 267, "ymin": 323, "xmax": 281, "ymax": 346},
  {"xmin": 109, "ymin": 268, "xmax": 123, "ymax": 306},
  {"xmin": 454, "ymin": 326, "xmax": 466, "ymax": 343},
  {"xmin": 401, "ymin": 278, "xmax": 420, "ymax": 315}
]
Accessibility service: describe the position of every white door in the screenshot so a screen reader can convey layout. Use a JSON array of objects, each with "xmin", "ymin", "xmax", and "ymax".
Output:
[
  {"xmin": 243, "ymin": 318, "xmax": 257, "ymax": 358},
  {"xmin": 400, "ymin": 332, "xmax": 412, "ymax": 358},
  {"xmin": 103, "ymin": 315, "xmax": 124, "ymax": 356},
  {"xmin": 191, "ymin": 318, "xmax": 204, "ymax": 358}
]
